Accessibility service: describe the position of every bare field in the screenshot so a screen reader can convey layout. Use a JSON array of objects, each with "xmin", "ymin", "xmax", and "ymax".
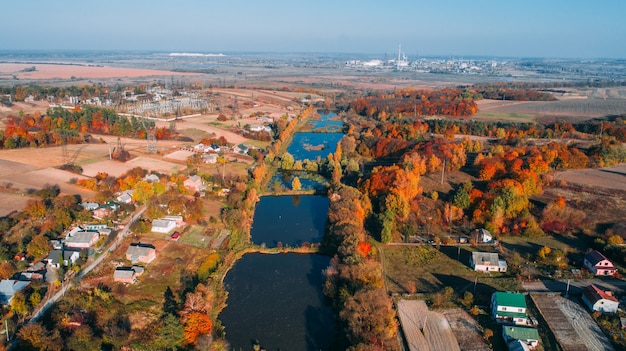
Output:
[
  {"xmin": 554, "ymin": 164, "xmax": 626, "ymax": 192},
  {"xmin": 531, "ymin": 294, "xmax": 613, "ymax": 351},
  {"xmin": 476, "ymin": 95, "xmax": 626, "ymax": 121},
  {"xmin": 0, "ymin": 63, "xmax": 197, "ymax": 80},
  {"xmin": 397, "ymin": 299, "xmax": 461, "ymax": 351},
  {"xmin": 0, "ymin": 192, "xmax": 32, "ymax": 216},
  {"xmin": 442, "ymin": 309, "xmax": 490, "ymax": 351},
  {"xmin": 82, "ymin": 157, "xmax": 186, "ymax": 178}
]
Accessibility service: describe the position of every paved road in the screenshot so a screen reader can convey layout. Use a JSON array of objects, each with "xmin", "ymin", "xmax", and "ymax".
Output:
[{"xmin": 28, "ymin": 206, "xmax": 146, "ymax": 323}]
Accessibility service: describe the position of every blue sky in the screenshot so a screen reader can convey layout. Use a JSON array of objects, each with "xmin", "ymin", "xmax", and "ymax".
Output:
[{"xmin": 3, "ymin": 0, "xmax": 625, "ymax": 58}]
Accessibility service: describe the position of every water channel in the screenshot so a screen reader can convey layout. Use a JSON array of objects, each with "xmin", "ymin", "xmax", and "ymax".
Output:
[{"xmin": 219, "ymin": 112, "xmax": 342, "ymax": 350}]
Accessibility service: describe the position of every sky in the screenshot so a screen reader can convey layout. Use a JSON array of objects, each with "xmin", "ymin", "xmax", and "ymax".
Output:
[{"xmin": 3, "ymin": 0, "xmax": 626, "ymax": 59}]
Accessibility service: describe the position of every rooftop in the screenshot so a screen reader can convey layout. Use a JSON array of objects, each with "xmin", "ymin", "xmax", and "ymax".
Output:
[
  {"xmin": 494, "ymin": 292, "xmax": 527, "ymax": 308},
  {"xmin": 502, "ymin": 326, "xmax": 539, "ymax": 341}
]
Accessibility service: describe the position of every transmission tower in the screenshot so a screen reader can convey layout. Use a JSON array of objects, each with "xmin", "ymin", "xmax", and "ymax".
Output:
[{"xmin": 147, "ymin": 129, "xmax": 158, "ymax": 154}]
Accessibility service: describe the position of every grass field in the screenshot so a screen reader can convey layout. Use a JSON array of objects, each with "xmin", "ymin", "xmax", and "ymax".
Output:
[{"xmin": 380, "ymin": 244, "xmax": 520, "ymax": 305}]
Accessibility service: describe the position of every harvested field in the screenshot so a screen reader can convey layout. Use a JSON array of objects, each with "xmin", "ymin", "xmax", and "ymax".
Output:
[
  {"xmin": 442, "ymin": 309, "xmax": 490, "ymax": 351},
  {"xmin": 81, "ymin": 157, "xmax": 186, "ymax": 178},
  {"xmin": 163, "ymin": 150, "xmax": 195, "ymax": 162},
  {"xmin": 397, "ymin": 299, "xmax": 460, "ymax": 351},
  {"xmin": 555, "ymin": 164, "xmax": 626, "ymax": 192},
  {"xmin": 531, "ymin": 294, "xmax": 613, "ymax": 351},
  {"xmin": 7, "ymin": 167, "xmax": 94, "ymax": 199},
  {"xmin": 0, "ymin": 192, "xmax": 31, "ymax": 216}
]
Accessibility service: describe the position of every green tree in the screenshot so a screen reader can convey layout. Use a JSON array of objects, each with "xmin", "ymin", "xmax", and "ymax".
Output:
[
  {"xmin": 281, "ymin": 152, "xmax": 295, "ymax": 170},
  {"xmin": 163, "ymin": 287, "xmax": 179, "ymax": 317},
  {"xmin": 453, "ymin": 181, "xmax": 472, "ymax": 210},
  {"xmin": 154, "ymin": 313, "xmax": 185, "ymax": 350}
]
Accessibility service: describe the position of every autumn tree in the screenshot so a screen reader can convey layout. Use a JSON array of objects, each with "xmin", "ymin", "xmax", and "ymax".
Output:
[
  {"xmin": 183, "ymin": 311, "xmax": 212, "ymax": 346},
  {"xmin": 292, "ymin": 176, "xmax": 302, "ymax": 191}
]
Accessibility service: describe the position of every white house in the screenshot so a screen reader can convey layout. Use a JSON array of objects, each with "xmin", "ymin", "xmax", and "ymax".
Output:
[
  {"xmin": 491, "ymin": 292, "xmax": 529, "ymax": 325},
  {"xmin": 151, "ymin": 219, "xmax": 177, "ymax": 233},
  {"xmin": 116, "ymin": 190, "xmax": 135, "ymax": 204},
  {"xmin": 583, "ymin": 250, "xmax": 617, "ymax": 276},
  {"xmin": 46, "ymin": 249, "xmax": 80, "ymax": 268},
  {"xmin": 473, "ymin": 228, "xmax": 493, "ymax": 243},
  {"xmin": 581, "ymin": 284, "xmax": 619, "ymax": 313},
  {"xmin": 471, "ymin": 252, "xmax": 507, "ymax": 272}
]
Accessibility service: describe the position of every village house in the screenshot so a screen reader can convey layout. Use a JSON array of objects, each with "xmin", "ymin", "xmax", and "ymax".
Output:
[
  {"xmin": 80, "ymin": 202, "xmax": 100, "ymax": 211},
  {"xmin": 64, "ymin": 231, "xmax": 100, "ymax": 249},
  {"xmin": 184, "ymin": 175, "xmax": 206, "ymax": 192},
  {"xmin": 491, "ymin": 292, "xmax": 529, "ymax": 325},
  {"xmin": 583, "ymin": 250, "xmax": 617, "ymax": 276},
  {"xmin": 472, "ymin": 228, "xmax": 493, "ymax": 243},
  {"xmin": 116, "ymin": 190, "xmax": 135, "ymax": 204},
  {"xmin": 203, "ymin": 153, "xmax": 218, "ymax": 164},
  {"xmin": 46, "ymin": 249, "xmax": 81, "ymax": 268},
  {"xmin": 113, "ymin": 267, "xmax": 137, "ymax": 284},
  {"xmin": 163, "ymin": 215, "xmax": 184, "ymax": 226},
  {"xmin": 581, "ymin": 284, "xmax": 619, "ymax": 313},
  {"xmin": 502, "ymin": 326, "xmax": 540, "ymax": 349},
  {"xmin": 151, "ymin": 218, "xmax": 177, "ymax": 233},
  {"xmin": 82, "ymin": 223, "xmax": 108, "ymax": 231},
  {"xmin": 470, "ymin": 252, "xmax": 507, "ymax": 272},
  {"xmin": 126, "ymin": 243, "xmax": 156, "ymax": 264},
  {"xmin": 18, "ymin": 261, "xmax": 48, "ymax": 282},
  {"xmin": 0, "ymin": 280, "xmax": 30, "ymax": 305},
  {"xmin": 144, "ymin": 174, "xmax": 160, "ymax": 182},
  {"xmin": 92, "ymin": 202, "xmax": 119, "ymax": 218}
]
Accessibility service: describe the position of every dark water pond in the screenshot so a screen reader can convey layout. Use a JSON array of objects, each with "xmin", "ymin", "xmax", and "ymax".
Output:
[
  {"xmin": 286, "ymin": 132, "xmax": 343, "ymax": 161},
  {"xmin": 219, "ymin": 253, "xmax": 335, "ymax": 351},
  {"xmin": 250, "ymin": 195, "xmax": 329, "ymax": 247}
]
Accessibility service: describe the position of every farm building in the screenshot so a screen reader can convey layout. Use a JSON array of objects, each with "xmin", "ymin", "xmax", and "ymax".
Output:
[
  {"xmin": 583, "ymin": 250, "xmax": 617, "ymax": 276},
  {"xmin": 64, "ymin": 231, "xmax": 100, "ymax": 249},
  {"xmin": 151, "ymin": 218, "xmax": 177, "ymax": 233},
  {"xmin": 492, "ymin": 292, "xmax": 529, "ymax": 325},
  {"xmin": 581, "ymin": 284, "xmax": 619, "ymax": 313},
  {"xmin": 470, "ymin": 252, "xmax": 507, "ymax": 272},
  {"xmin": 502, "ymin": 326, "xmax": 539, "ymax": 349},
  {"xmin": 126, "ymin": 243, "xmax": 156, "ymax": 264}
]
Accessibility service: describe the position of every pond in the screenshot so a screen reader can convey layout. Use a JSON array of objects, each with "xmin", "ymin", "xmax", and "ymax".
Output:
[
  {"xmin": 219, "ymin": 253, "xmax": 336, "ymax": 351},
  {"xmin": 286, "ymin": 132, "xmax": 344, "ymax": 161},
  {"xmin": 250, "ymin": 195, "xmax": 329, "ymax": 247}
]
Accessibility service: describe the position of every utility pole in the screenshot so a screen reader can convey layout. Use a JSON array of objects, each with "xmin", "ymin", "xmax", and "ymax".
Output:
[{"xmin": 440, "ymin": 159, "xmax": 446, "ymax": 184}]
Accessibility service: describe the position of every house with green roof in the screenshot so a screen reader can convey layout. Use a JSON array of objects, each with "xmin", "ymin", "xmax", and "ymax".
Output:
[
  {"xmin": 502, "ymin": 326, "xmax": 539, "ymax": 349},
  {"xmin": 491, "ymin": 292, "xmax": 529, "ymax": 325}
]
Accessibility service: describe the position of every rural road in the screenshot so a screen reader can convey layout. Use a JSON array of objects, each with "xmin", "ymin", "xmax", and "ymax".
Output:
[{"xmin": 28, "ymin": 205, "xmax": 146, "ymax": 323}]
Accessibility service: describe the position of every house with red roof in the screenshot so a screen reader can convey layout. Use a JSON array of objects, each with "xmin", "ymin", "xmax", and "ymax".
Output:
[
  {"xmin": 581, "ymin": 284, "xmax": 619, "ymax": 313},
  {"xmin": 583, "ymin": 250, "xmax": 617, "ymax": 276}
]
